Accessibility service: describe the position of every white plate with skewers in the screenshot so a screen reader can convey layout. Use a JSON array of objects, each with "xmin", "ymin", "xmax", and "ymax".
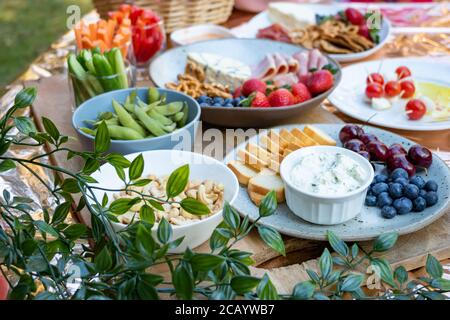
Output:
[{"xmin": 329, "ymin": 57, "xmax": 450, "ymax": 131}]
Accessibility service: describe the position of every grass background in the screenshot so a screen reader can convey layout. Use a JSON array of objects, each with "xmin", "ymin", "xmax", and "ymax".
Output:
[{"xmin": 0, "ymin": 0, "xmax": 93, "ymax": 89}]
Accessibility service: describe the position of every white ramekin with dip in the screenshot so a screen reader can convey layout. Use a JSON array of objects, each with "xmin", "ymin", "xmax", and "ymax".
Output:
[
  {"xmin": 170, "ymin": 24, "xmax": 236, "ymax": 47},
  {"xmin": 280, "ymin": 146, "xmax": 374, "ymax": 225}
]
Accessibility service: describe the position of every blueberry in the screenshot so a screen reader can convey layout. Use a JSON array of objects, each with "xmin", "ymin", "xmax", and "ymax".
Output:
[
  {"xmin": 381, "ymin": 206, "xmax": 397, "ymax": 219},
  {"xmin": 374, "ymin": 174, "xmax": 388, "ymax": 183},
  {"xmin": 388, "ymin": 182, "xmax": 404, "ymax": 199},
  {"xmin": 213, "ymin": 103, "xmax": 222, "ymax": 107},
  {"xmin": 213, "ymin": 97, "xmax": 225, "ymax": 105},
  {"xmin": 424, "ymin": 180, "xmax": 438, "ymax": 192},
  {"xmin": 233, "ymin": 98, "xmax": 241, "ymax": 106},
  {"xmin": 200, "ymin": 102, "xmax": 210, "ymax": 107},
  {"xmin": 198, "ymin": 95, "xmax": 209, "ymax": 103},
  {"xmin": 391, "ymin": 168, "xmax": 409, "ymax": 181},
  {"xmin": 224, "ymin": 103, "xmax": 234, "ymax": 107},
  {"xmin": 404, "ymin": 184, "xmax": 419, "ymax": 200},
  {"xmin": 413, "ymin": 197, "xmax": 427, "ymax": 212},
  {"xmin": 393, "ymin": 197, "xmax": 413, "ymax": 215},
  {"xmin": 424, "ymin": 191, "xmax": 438, "ymax": 207},
  {"xmin": 410, "ymin": 176, "xmax": 426, "ymax": 189},
  {"xmin": 224, "ymin": 98, "xmax": 233, "ymax": 105},
  {"xmin": 371, "ymin": 182, "xmax": 389, "ymax": 196},
  {"xmin": 419, "ymin": 189, "xmax": 427, "ymax": 198},
  {"xmin": 394, "ymin": 178, "xmax": 409, "ymax": 188},
  {"xmin": 377, "ymin": 192, "xmax": 393, "ymax": 208},
  {"xmin": 365, "ymin": 195, "xmax": 377, "ymax": 207}
]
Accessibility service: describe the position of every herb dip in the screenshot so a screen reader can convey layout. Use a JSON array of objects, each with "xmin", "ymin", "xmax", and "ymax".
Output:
[{"xmin": 290, "ymin": 152, "xmax": 366, "ymax": 195}]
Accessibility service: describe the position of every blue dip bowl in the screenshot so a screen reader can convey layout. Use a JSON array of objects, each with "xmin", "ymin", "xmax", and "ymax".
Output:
[{"xmin": 72, "ymin": 88, "xmax": 201, "ymax": 154}]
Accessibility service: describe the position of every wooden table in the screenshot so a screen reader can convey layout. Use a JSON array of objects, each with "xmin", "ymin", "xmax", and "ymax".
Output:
[{"xmin": 25, "ymin": 8, "xmax": 450, "ymax": 294}]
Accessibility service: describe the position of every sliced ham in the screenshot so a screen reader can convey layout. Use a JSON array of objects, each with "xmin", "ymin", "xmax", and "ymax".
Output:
[
  {"xmin": 317, "ymin": 55, "xmax": 328, "ymax": 70},
  {"xmin": 251, "ymin": 53, "xmax": 277, "ymax": 80},
  {"xmin": 308, "ymin": 49, "xmax": 321, "ymax": 71},
  {"xmin": 293, "ymin": 51, "xmax": 309, "ymax": 76},
  {"xmin": 273, "ymin": 53, "xmax": 289, "ymax": 75},
  {"xmin": 256, "ymin": 23, "xmax": 292, "ymax": 43},
  {"xmin": 284, "ymin": 54, "xmax": 299, "ymax": 73}
]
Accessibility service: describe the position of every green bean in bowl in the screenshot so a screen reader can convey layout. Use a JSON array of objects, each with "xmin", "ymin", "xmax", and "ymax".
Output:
[{"xmin": 72, "ymin": 87, "xmax": 201, "ymax": 154}]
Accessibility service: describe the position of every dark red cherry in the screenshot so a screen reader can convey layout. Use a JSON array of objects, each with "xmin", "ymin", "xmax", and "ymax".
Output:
[
  {"xmin": 344, "ymin": 139, "xmax": 366, "ymax": 152},
  {"xmin": 387, "ymin": 154, "xmax": 416, "ymax": 177},
  {"xmin": 408, "ymin": 145, "xmax": 432, "ymax": 168},
  {"xmin": 386, "ymin": 143, "xmax": 407, "ymax": 159},
  {"xmin": 358, "ymin": 150, "xmax": 371, "ymax": 161},
  {"xmin": 339, "ymin": 125, "xmax": 364, "ymax": 144},
  {"xmin": 359, "ymin": 133, "xmax": 379, "ymax": 145},
  {"xmin": 367, "ymin": 141, "xmax": 388, "ymax": 162}
]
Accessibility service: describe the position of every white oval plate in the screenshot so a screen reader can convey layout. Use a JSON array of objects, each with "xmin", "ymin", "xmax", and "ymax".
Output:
[
  {"xmin": 224, "ymin": 124, "xmax": 450, "ymax": 241},
  {"xmin": 231, "ymin": 4, "xmax": 391, "ymax": 63},
  {"xmin": 329, "ymin": 57, "xmax": 450, "ymax": 131}
]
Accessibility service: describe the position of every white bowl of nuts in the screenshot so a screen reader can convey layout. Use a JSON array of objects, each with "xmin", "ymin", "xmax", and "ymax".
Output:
[{"xmin": 81, "ymin": 150, "xmax": 239, "ymax": 253}]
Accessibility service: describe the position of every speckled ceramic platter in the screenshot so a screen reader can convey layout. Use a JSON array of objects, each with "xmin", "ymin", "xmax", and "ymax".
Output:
[{"xmin": 223, "ymin": 124, "xmax": 450, "ymax": 241}]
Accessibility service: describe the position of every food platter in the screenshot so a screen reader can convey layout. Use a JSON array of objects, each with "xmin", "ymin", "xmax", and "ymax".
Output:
[
  {"xmin": 224, "ymin": 124, "xmax": 450, "ymax": 241},
  {"xmin": 231, "ymin": 4, "xmax": 391, "ymax": 63},
  {"xmin": 149, "ymin": 38, "xmax": 341, "ymax": 127},
  {"xmin": 329, "ymin": 57, "xmax": 450, "ymax": 131}
]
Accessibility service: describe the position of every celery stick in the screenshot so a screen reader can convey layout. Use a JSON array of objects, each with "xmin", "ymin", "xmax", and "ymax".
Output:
[
  {"xmin": 92, "ymin": 54, "xmax": 119, "ymax": 92},
  {"xmin": 68, "ymin": 54, "xmax": 96, "ymax": 98}
]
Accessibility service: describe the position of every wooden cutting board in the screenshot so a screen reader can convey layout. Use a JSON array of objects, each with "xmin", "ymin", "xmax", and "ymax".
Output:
[{"xmin": 27, "ymin": 75, "xmax": 450, "ymax": 293}]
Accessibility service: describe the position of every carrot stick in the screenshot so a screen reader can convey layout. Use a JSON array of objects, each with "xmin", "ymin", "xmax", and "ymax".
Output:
[
  {"xmin": 74, "ymin": 24, "xmax": 83, "ymax": 49},
  {"xmin": 107, "ymin": 19, "xmax": 117, "ymax": 46},
  {"xmin": 81, "ymin": 36, "xmax": 94, "ymax": 49},
  {"xmin": 89, "ymin": 23, "xmax": 97, "ymax": 41},
  {"xmin": 97, "ymin": 28, "xmax": 109, "ymax": 48},
  {"xmin": 93, "ymin": 39, "xmax": 107, "ymax": 52}
]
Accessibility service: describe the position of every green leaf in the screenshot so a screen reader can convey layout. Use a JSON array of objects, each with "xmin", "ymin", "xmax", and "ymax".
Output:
[
  {"xmin": 136, "ymin": 223, "xmax": 155, "ymax": 255},
  {"xmin": 373, "ymin": 232, "xmax": 398, "ymax": 252},
  {"xmin": 258, "ymin": 190, "xmax": 277, "ymax": 217},
  {"xmin": 173, "ymin": 261, "xmax": 194, "ymax": 300},
  {"xmin": 209, "ymin": 229, "xmax": 229, "ymax": 251},
  {"xmin": 180, "ymin": 197, "xmax": 210, "ymax": 216},
  {"xmin": 430, "ymin": 278, "xmax": 450, "ymax": 291},
  {"xmin": 130, "ymin": 179, "xmax": 152, "ymax": 187},
  {"xmin": 148, "ymin": 199, "xmax": 164, "ymax": 211},
  {"xmin": 0, "ymin": 159, "xmax": 16, "ymax": 172},
  {"xmin": 257, "ymin": 225, "xmax": 285, "ymax": 256},
  {"xmin": 306, "ymin": 269, "xmax": 320, "ymax": 284},
  {"xmin": 157, "ymin": 217, "xmax": 172, "ymax": 244},
  {"xmin": 256, "ymin": 274, "xmax": 279, "ymax": 300},
  {"xmin": 63, "ymin": 224, "xmax": 88, "ymax": 240},
  {"xmin": 137, "ymin": 280, "xmax": 158, "ymax": 300},
  {"xmin": 14, "ymin": 87, "xmax": 36, "ymax": 108},
  {"xmin": 351, "ymin": 244, "xmax": 359, "ymax": 259},
  {"xmin": 51, "ymin": 202, "xmax": 71, "ymax": 225},
  {"xmin": 190, "ymin": 253, "xmax": 225, "ymax": 272},
  {"xmin": 166, "ymin": 164, "xmax": 189, "ymax": 198},
  {"xmin": 139, "ymin": 205, "xmax": 155, "ymax": 225},
  {"xmin": 340, "ymin": 274, "xmax": 364, "ymax": 292},
  {"xmin": 94, "ymin": 121, "xmax": 110, "ymax": 153},
  {"xmin": 95, "ymin": 246, "xmax": 112, "ymax": 272},
  {"xmin": 129, "ymin": 154, "xmax": 144, "ymax": 180},
  {"xmin": 114, "ymin": 165, "xmax": 126, "ymax": 182},
  {"xmin": 61, "ymin": 178, "xmax": 80, "ymax": 193},
  {"xmin": 82, "ymin": 158, "xmax": 100, "ymax": 175},
  {"xmin": 230, "ymin": 276, "xmax": 260, "ymax": 294},
  {"xmin": 223, "ymin": 202, "xmax": 240, "ymax": 231},
  {"xmin": 371, "ymin": 258, "xmax": 396, "ymax": 288},
  {"xmin": 318, "ymin": 248, "xmax": 332, "ymax": 280},
  {"xmin": 425, "ymin": 254, "xmax": 443, "ymax": 279},
  {"xmin": 420, "ymin": 291, "xmax": 446, "ymax": 300},
  {"xmin": 14, "ymin": 116, "xmax": 36, "ymax": 135},
  {"xmin": 327, "ymin": 230, "xmax": 349, "ymax": 257},
  {"xmin": 106, "ymin": 153, "xmax": 131, "ymax": 168},
  {"xmin": 0, "ymin": 141, "xmax": 11, "ymax": 156},
  {"xmin": 394, "ymin": 266, "xmax": 408, "ymax": 285},
  {"xmin": 109, "ymin": 198, "xmax": 139, "ymax": 215},
  {"xmin": 42, "ymin": 117, "xmax": 60, "ymax": 142},
  {"xmin": 292, "ymin": 281, "xmax": 315, "ymax": 300},
  {"xmin": 34, "ymin": 220, "xmax": 59, "ymax": 238}
]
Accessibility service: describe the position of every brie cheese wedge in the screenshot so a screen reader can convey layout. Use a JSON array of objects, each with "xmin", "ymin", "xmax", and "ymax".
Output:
[
  {"xmin": 186, "ymin": 52, "xmax": 251, "ymax": 90},
  {"xmin": 267, "ymin": 2, "xmax": 315, "ymax": 30}
]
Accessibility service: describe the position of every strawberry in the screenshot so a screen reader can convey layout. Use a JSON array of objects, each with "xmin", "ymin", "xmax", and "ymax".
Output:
[
  {"xmin": 291, "ymin": 83, "xmax": 312, "ymax": 103},
  {"xmin": 307, "ymin": 70, "xmax": 334, "ymax": 96},
  {"xmin": 242, "ymin": 79, "xmax": 267, "ymax": 97},
  {"xmin": 268, "ymin": 89, "xmax": 294, "ymax": 107},
  {"xmin": 233, "ymin": 86, "xmax": 242, "ymax": 98},
  {"xmin": 298, "ymin": 74, "xmax": 311, "ymax": 86},
  {"xmin": 250, "ymin": 92, "xmax": 270, "ymax": 108}
]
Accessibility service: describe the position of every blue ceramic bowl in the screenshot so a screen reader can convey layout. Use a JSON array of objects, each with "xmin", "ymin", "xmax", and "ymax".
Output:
[{"xmin": 72, "ymin": 88, "xmax": 201, "ymax": 154}]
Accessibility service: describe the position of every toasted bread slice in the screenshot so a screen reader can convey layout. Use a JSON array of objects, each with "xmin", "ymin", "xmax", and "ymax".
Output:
[
  {"xmin": 287, "ymin": 142, "xmax": 302, "ymax": 151},
  {"xmin": 248, "ymin": 190, "xmax": 265, "ymax": 206},
  {"xmin": 291, "ymin": 128, "xmax": 319, "ymax": 146},
  {"xmin": 260, "ymin": 135, "xmax": 282, "ymax": 155},
  {"xmin": 303, "ymin": 125, "xmax": 336, "ymax": 146},
  {"xmin": 248, "ymin": 173, "xmax": 285, "ymax": 203},
  {"xmin": 259, "ymin": 168, "xmax": 277, "ymax": 176},
  {"xmin": 268, "ymin": 159, "xmax": 280, "ymax": 173},
  {"xmin": 283, "ymin": 148, "xmax": 295, "ymax": 157},
  {"xmin": 227, "ymin": 160, "xmax": 259, "ymax": 186},
  {"xmin": 268, "ymin": 130, "xmax": 289, "ymax": 149},
  {"xmin": 238, "ymin": 149, "xmax": 267, "ymax": 171},
  {"xmin": 246, "ymin": 143, "xmax": 281, "ymax": 164},
  {"xmin": 279, "ymin": 129, "xmax": 297, "ymax": 144}
]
